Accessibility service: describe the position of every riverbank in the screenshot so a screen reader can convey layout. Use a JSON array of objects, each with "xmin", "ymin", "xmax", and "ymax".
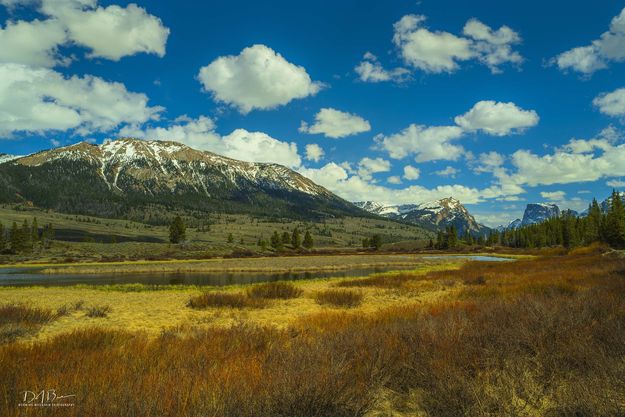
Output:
[{"xmin": 3, "ymin": 252, "xmax": 524, "ymax": 275}]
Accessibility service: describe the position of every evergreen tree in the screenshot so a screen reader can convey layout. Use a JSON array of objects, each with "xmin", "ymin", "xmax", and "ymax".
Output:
[
  {"xmin": 584, "ymin": 200, "xmax": 602, "ymax": 243},
  {"xmin": 0, "ymin": 223, "xmax": 4, "ymax": 250},
  {"xmin": 227, "ymin": 233, "xmax": 234, "ymax": 243},
  {"xmin": 435, "ymin": 231, "xmax": 444, "ymax": 249},
  {"xmin": 370, "ymin": 234, "xmax": 383, "ymax": 251},
  {"xmin": 42, "ymin": 223, "xmax": 55, "ymax": 248},
  {"xmin": 605, "ymin": 190, "xmax": 625, "ymax": 248},
  {"xmin": 20, "ymin": 219, "xmax": 32, "ymax": 250},
  {"xmin": 362, "ymin": 237, "xmax": 370, "ymax": 248},
  {"xmin": 281, "ymin": 231, "xmax": 291, "ymax": 246},
  {"xmin": 169, "ymin": 216, "xmax": 186, "ymax": 244},
  {"xmin": 10, "ymin": 222, "xmax": 21, "ymax": 252},
  {"xmin": 447, "ymin": 225, "xmax": 458, "ymax": 248},
  {"xmin": 270, "ymin": 231, "xmax": 283, "ymax": 250},
  {"xmin": 31, "ymin": 217, "xmax": 39, "ymax": 244},
  {"xmin": 291, "ymin": 229, "xmax": 302, "ymax": 249},
  {"xmin": 302, "ymin": 231, "xmax": 314, "ymax": 249}
]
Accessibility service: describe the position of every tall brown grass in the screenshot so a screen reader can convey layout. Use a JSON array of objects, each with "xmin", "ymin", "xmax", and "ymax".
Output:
[
  {"xmin": 1, "ymin": 249, "xmax": 624, "ymax": 416},
  {"xmin": 187, "ymin": 291, "xmax": 267, "ymax": 309},
  {"xmin": 247, "ymin": 281, "xmax": 303, "ymax": 299},
  {"xmin": 0, "ymin": 304, "xmax": 58, "ymax": 344},
  {"xmin": 315, "ymin": 289, "xmax": 364, "ymax": 308}
]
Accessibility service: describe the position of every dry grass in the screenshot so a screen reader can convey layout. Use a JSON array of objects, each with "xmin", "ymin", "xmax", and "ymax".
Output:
[
  {"xmin": 85, "ymin": 304, "xmax": 112, "ymax": 318},
  {"xmin": 0, "ymin": 304, "xmax": 58, "ymax": 344},
  {"xmin": 315, "ymin": 289, "xmax": 364, "ymax": 308},
  {"xmin": 337, "ymin": 272, "xmax": 420, "ymax": 289},
  {"xmin": 1, "ymin": 248, "xmax": 624, "ymax": 416},
  {"xmin": 247, "ymin": 281, "xmax": 303, "ymax": 299},
  {"xmin": 187, "ymin": 291, "xmax": 268, "ymax": 309}
]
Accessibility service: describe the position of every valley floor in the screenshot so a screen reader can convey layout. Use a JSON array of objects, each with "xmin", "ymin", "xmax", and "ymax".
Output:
[{"xmin": 1, "ymin": 246, "xmax": 624, "ymax": 416}]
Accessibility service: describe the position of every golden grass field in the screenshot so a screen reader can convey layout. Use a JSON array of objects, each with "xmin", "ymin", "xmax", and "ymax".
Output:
[
  {"xmin": 0, "ymin": 260, "xmax": 460, "ymax": 341},
  {"xmin": 1, "ymin": 246, "xmax": 624, "ymax": 416}
]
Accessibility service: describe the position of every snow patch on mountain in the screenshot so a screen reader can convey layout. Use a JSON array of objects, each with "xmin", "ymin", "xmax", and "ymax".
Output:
[
  {"xmin": 355, "ymin": 197, "xmax": 488, "ymax": 235},
  {"xmin": 0, "ymin": 154, "xmax": 22, "ymax": 164}
]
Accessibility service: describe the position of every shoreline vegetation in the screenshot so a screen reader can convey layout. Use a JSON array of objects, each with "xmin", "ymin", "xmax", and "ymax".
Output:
[
  {"xmin": 11, "ymin": 252, "xmax": 523, "ymax": 275},
  {"xmin": 1, "ymin": 245, "xmax": 624, "ymax": 416}
]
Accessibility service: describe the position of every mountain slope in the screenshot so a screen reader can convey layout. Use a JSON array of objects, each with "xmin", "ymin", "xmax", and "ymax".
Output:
[
  {"xmin": 0, "ymin": 138, "xmax": 364, "ymax": 222},
  {"xmin": 355, "ymin": 198, "xmax": 489, "ymax": 235}
]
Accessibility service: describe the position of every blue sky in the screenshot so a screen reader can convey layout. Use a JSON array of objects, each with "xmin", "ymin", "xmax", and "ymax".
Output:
[{"xmin": 1, "ymin": 0, "xmax": 625, "ymax": 226}]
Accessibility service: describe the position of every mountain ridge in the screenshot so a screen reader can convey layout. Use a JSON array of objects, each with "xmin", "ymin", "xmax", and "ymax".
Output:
[
  {"xmin": 354, "ymin": 197, "xmax": 489, "ymax": 236},
  {"xmin": 0, "ymin": 138, "xmax": 365, "ymax": 222}
]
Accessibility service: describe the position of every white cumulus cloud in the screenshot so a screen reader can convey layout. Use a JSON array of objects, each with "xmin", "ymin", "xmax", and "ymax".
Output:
[
  {"xmin": 299, "ymin": 162, "xmax": 515, "ymax": 206},
  {"xmin": 375, "ymin": 124, "xmax": 464, "ymax": 162},
  {"xmin": 0, "ymin": 18, "xmax": 67, "ymax": 67},
  {"xmin": 119, "ymin": 116, "xmax": 302, "ymax": 168},
  {"xmin": 0, "ymin": 63, "xmax": 162, "ymax": 136},
  {"xmin": 434, "ymin": 166, "xmax": 458, "ymax": 178},
  {"xmin": 455, "ymin": 100, "xmax": 539, "ymax": 136},
  {"xmin": 593, "ymin": 87, "xmax": 625, "ymax": 117},
  {"xmin": 43, "ymin": 0, "xmax": 170, "ymax": 61},
  {"xmin": 553, "ymin": 7, "xmax": 625, "ymax": 75},
  {"xmin": 540, "ymin": 190, "xmax": 566, "ymax": 201},
  {"xmin": 299, "ymin": 108, "xmax": 371, "ymax": 138},
  {"xmin": 392, "ymin": 15, "xmax": 522, "ymax": 74},
  {"xmin": 0, "ymin": 0, "xmax": 169, "ymax": 66},
  {"xmin": 403, "ymin": 165, "xmax": 420, "ymax": 180},
  {"xmin": 496, "ymin": 128, "xmax": 625, "ymax": 188},
  {"xmin": 357, "ymin": 157, "xmax": 391, "ymax": 180},
  {"xmin": 354, "ymin": 52, "xmax": 410, "ymax": 83},
  {"xmin": 198, "ymin": 44, "xmax": 323, "ymax": 113},
  {"xmin": 305, "ymin": 143, "xmax": 324, "ymax": 162}
]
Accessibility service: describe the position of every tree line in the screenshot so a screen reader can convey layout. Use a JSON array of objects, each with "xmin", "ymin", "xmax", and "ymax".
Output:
[
  {"xmin": 0, "ymin": 218, "xmax": 55, "ymax": 253},
  {"xmin": 263, "ymin": 229, "xmax": 314, "ymax": 250},
  {"xmin": 488, "ymin": 191, "xmax": 625, "ymax": 249},
  {"xmin": 169, "ymin": 216, "xmax": 315, "ymax": 250}
]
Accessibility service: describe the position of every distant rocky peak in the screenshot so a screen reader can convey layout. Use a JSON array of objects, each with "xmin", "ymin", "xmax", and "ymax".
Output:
[{"xmin": 520, "ymin": 203, "xmax": 560, "ymax": 226}]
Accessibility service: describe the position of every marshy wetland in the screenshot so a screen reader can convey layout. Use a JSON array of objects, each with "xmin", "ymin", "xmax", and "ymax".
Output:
[{"xmin": 2, "ymin": 247, "xmax": 624, "ymax": 416}]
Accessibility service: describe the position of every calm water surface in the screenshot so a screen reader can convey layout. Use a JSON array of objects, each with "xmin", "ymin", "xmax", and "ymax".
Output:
[{"xmin": 0, "ymin": 255, "xmax": 511, "ymax": 287}]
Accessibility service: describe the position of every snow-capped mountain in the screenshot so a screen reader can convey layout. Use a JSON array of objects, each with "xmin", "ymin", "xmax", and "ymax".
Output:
[
  {"xmin": 0, "ymin": 153, "xmax": 21, "ymax": 164},
  {"xmin": 497, "ymin": 218, "xmax": 522, "ymax": 231},
  {"xmin": 0, "ymin": 138, "xmax": 362, "ymax": 221},
  {"xmin": 521, "ymin": 203, "xmax": 560, "ymax": 226},
  {"xmin": 352, "ymin": 201, "xmax": 418, "ymax": 217},
  {"xmin": 355, "ymin": 197, "xmax": 488, "ymax": 235}
]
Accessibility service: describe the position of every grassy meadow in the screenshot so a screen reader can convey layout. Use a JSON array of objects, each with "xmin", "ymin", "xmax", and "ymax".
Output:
[
  {"xmin": 1, "ymin": 246, "xmax": 624, "ymax": 416},
  {"xmin": 0, "ymin": 205, "xmax": 433, "ymax": 265}
]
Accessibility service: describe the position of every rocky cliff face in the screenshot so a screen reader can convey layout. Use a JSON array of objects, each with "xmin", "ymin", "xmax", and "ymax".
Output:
[{"xmin": 521, "ymin": 203, "xmax": 560, "ymax": 226}]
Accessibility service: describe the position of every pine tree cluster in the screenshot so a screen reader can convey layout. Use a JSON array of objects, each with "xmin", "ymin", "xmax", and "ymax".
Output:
[
  {"xmin": 0, "ymin": 217, "xmax": 54, "ymax": 253},
  {"xmin": 489, "ymin": 191, "xmax": 625, "ymax": 249}
]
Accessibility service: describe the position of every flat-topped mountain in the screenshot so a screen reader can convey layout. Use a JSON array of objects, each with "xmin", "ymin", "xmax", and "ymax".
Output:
[{"xmin": 0, "ymin": 138, "xmax": 364, "ymax": 221}]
